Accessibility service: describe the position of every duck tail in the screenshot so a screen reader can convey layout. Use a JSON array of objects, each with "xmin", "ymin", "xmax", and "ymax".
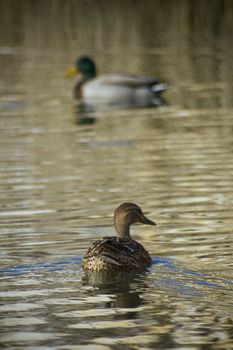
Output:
[{"xmin": 151, "ymin": 82, "xmax": 168, "ymax": 93}]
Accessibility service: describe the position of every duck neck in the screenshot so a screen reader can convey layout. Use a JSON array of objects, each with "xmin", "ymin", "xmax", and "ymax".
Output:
[{"xmin": 114, "ymin": 221, "xmax": 131, "ymax": 240}]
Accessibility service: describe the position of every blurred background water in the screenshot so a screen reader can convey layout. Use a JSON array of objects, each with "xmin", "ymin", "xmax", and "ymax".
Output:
[{"xmin": 0, "ymin": 0, "xmax": 233, "ymax": 349}]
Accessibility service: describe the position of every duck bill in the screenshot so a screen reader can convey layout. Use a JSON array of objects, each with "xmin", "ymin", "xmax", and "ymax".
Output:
[
  {"xmin": 65, "ymin": 65, "xmax": 78, "ymax": 78},
  {"xmin": 140, "ymin": 214, "xmax": 156, "ymax": 226}
]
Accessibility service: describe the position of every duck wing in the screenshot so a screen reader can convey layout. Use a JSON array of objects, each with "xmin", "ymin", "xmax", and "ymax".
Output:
[
  {"xmin": 83, "ymin": 236, "xmax": 151, "ymax": 268},
  {"xmin": 96, "ymin": 75, "xmax": 168, "ymax": 95},
  {"xmin": 98, "ymin": 75, "xmax": 161, "ymax": 87}
]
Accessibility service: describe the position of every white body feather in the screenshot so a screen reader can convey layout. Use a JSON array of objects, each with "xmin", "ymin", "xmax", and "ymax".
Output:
[{"xmin": 82, "ymin": 74, "xmax": 166, "ymax": 108}]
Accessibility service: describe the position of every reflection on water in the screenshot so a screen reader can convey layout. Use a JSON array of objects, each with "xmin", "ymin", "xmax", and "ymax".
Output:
[
  {"xmin": 1, "ymin": 106, "xmax": 233, "ymax": 348},
  {"xmin": 1, "ymin": 257, "xmax": 233, "ymax": 348},
  {"xmin": 0, "ymin": 0, "xmax": 233, "ymax": 349}
]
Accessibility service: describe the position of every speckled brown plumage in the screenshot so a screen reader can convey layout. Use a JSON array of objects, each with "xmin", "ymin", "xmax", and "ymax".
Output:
[{"xmin": 82, "ymin": 203, "xmax": 156, "ymax": 272}]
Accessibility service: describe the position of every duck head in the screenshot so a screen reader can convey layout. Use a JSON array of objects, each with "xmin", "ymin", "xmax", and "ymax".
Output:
[
  {"xmin": 65, "ymin": 56, "xmax": 97, "ymax": 80},
  {"xmin": 114, "ymin": 202, "xmax": 156, "ymax": 240}
]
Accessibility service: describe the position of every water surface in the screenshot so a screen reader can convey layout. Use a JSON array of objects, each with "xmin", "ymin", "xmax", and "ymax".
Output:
[{"xmin": 0, "ymin": 1, "xmax": 233, "ymax": 349}]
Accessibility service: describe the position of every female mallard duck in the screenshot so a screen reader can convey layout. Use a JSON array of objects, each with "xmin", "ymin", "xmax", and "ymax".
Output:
[
  {"xmin": 82, "ymin": 203, "xmax": 156, "ymax": 272},
  {"xmin": 65, "ymin": 56, "xmax": 167, "ymax": 109}
]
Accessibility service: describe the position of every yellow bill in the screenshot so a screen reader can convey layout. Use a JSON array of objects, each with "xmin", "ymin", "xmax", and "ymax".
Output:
[{"xmin": 65, "ymin": 65, "xmax": 78, "ymax": 78}]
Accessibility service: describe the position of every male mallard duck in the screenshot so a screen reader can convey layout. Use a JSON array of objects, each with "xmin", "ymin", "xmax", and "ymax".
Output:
[
  {"xmin": 65, "ymin": 56, "xmax": 167, "ymax": 109},
  {"xmin": 82, "ymin": 203, "xmax": 156, "ymax": 272}
]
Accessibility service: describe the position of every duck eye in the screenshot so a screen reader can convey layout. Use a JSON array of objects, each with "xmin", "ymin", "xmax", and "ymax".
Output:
[
  {"xmin": 135, "ymin": 207, "xmax": 142, "ymax": 215},
  {"xmin": 130, "ymin": 208, "xmax": 141, "ymax": 218}
]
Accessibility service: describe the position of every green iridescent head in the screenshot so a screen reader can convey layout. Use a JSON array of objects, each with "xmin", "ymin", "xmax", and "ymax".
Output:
[{"xmin": 65, "ymin": 56, "xmax": 96, "ymax": 79}]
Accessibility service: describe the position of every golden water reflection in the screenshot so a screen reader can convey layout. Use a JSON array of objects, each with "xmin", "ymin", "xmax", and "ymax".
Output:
[{"xmin": 0, "ymin": 1, "xmax": 233, "ymax": 349}]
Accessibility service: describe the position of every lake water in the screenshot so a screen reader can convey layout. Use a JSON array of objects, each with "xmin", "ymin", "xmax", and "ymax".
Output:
[{"xmin": 0, "ymin": 1, "xmax": 233, "ymax": 349}]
